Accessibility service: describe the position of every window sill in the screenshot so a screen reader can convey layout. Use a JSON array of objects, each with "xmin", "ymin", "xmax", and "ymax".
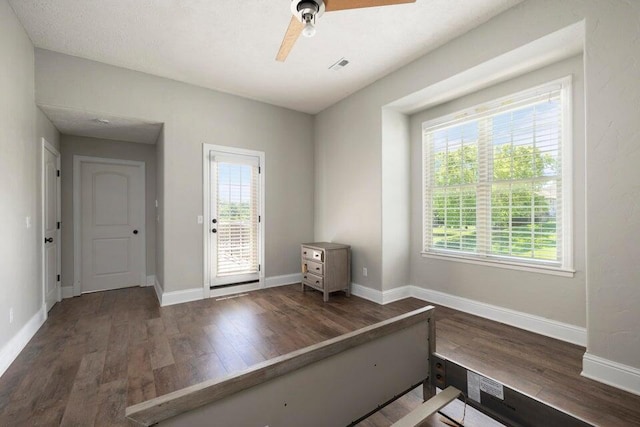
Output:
[{"xmin": 420, "ymin": 251, "xmax": 575, "ymax": 277}]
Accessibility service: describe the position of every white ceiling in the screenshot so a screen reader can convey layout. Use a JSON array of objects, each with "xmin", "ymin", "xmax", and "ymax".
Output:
[
  {"xmin": 39, "ymin": 105, "xmax": 163, "ymax": 144},
  {"xmin": 11, "ymin": 0, "xmax": 520, "ymax": 114}
]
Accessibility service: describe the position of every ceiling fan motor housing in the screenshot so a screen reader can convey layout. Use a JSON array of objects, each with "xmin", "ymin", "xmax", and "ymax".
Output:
[{"xmin": 291, "ymin": 0, "xmax": 325, "ymax": 23}]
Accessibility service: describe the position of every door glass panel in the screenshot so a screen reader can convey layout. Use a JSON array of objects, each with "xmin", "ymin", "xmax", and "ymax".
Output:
[{"xmin": 215, "ymin": 160, "xmax": 259, "ymax": 277}]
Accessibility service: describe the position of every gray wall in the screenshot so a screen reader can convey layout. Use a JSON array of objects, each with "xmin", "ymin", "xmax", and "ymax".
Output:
[
  {"xmin": 59, "ymin": 135, "xmax": 157, "ymax": 290},
  {"xmin": 0, "ymin": 2, "xmax": 58, "ymax": 353},
  {"xmin": 314, "ymin": 0, "xmax": 640, "ymax": 370},
  {"xmin": 35, "ymin": 50, "xmax": 315, "ymax": 293},
  {"xmin": 155, "ymin": 128, "xmax": 165, "ymax": 290},
  {"xmin": 409, "ymin": 55, "xmax": 585, "ymax": 327}
]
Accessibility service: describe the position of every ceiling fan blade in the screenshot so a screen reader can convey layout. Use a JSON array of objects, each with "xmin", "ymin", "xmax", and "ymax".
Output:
[
  {"xmin": 325, "ymin": 0, "xmax": 415, "ymax": 12},
  {"xmin": 276, "ymin": 16, "xmax": 304, "ymax": 62}
]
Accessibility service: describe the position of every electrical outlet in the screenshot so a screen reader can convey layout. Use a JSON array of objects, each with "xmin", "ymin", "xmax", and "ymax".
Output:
[
  {"xmin": 25, "ymin": 216, "xmax": 31, "ymax": 229},
  {"xmin": 155, "ymin": 200, "xmax": 159, "ymax": 208},
  {"xmin": 362, "ymin": 267, "xmax": 368, "ymax": 277},
  {"xmin": 197, "ymin": 215, "xmax": 204, "ymax": 224},
  {"xmin": 9, "ymin": 308, "xmax": 14, "ymax": 324}
]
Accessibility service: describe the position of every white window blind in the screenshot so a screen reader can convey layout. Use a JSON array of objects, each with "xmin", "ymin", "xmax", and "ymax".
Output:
[
  {"xmin": 214, "ymin": 158, "xmax": 260, "ymax": 277},
  {"xmin": 422, "ymin": 78, "xmax": 572, "ymax": 271}
]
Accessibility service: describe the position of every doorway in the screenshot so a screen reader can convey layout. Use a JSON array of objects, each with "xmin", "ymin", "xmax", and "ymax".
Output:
[
  {"xmin": 73, "ymin": 156, "xmax": 146, "ymax": 294},
  {"xmin": 203, "ymin": 145, "xmax": 264, "ymax": 296},
  {"xmin": 42, "ymin": 139, "xmax": 61, "ymax": 312}
]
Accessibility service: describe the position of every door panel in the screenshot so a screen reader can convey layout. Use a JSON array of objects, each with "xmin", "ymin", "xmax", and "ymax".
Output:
[
  {"xmin": 44, "ymin": 145, "xmax": 59, "ymax": 311},
  {"xmin": 80, "ymin": 161, "xmax": 144, "ymax": 293},
  {"xmin": 209, "ymin": 152, "xmax": 261, "ymax": 287}
]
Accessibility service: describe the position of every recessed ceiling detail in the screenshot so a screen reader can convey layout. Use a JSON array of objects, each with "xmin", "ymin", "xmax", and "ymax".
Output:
[{"xmin": 10, "ymin": 0, "xmax": 521, "ymax": 114}]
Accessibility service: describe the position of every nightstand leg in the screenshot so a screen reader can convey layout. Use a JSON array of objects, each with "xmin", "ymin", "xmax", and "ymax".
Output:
[
  {"xmin": 323, "ymin": 291, "xmax": 329, "ymax": 302},
  {"xmin": 301, "ymin": 282, "xmax": 305, "ymax": 292},
  {"xmin": 345, "ymin": 286, "xmax": 351, "ymax": 297}
]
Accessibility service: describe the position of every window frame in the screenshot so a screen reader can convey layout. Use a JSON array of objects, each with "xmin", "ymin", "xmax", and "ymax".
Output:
[{"xmin": 421, "ymin": 77, "xmax": 574, "ymax": 277}]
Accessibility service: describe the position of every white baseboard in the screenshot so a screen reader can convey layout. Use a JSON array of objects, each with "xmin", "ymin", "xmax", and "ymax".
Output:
[
  {"xmin": 145, "ymin": 275, "xmax": 156, "ymax": 287},
  {"xmin": 61, "ymin": 286, "xmax": 74, "ymax": 299},
  {"xmin": 351, "ymin": 283, "xmax": 412, "ymax": 305},
  {"xmin": 410, "ymin": 286, "xmax": 586, "ymax": 346},
  {"xmin": 265, "ymin": 273, "xmax": 302, "ymax": 288},
  {"xmin": 161, "ymin": 287, "xmax": 204, "ymax": 306},
  {"xmin": 0, "ymin": 305, "xmax": 46, "ymax": 378},
  {"xmin": 350, "ymin": 283, "xmax": 586, "ymax": 346},
  {"xmin": 582, "ymin": 353, "xmax": 640, "ymax": 396},
  {"xmin": 153, "ymin": 277, "xmax": 163, "ymax": 305},
  {"xmin": 351, "ymin": 283, "xmax": 384, "ymax": 304}
]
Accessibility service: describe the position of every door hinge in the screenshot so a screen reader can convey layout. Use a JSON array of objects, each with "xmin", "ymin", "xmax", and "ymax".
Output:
[
  {"xmin": 57, "ymin": 221, "xmax": 61, "ymax": 229},
  {"xmin": 258, "ymin": 215, "xmax": 261, "ymax": 223},
  {"xmin": 258, "ymin": 264, "xmax": 261, "ymax": 272},
  {"xmin": 258, "ymin": 166, "xmax": 261, "ymax": 174},
  {"xmin": 57, "ymin": 274, "xmax": 60, "ymax": 282},
  {"xmin": 57, "ymin": 170, "xmax": 60, "ymax": 177}
]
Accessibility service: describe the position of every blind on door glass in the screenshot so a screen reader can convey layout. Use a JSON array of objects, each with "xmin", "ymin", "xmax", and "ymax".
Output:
[
  {"xmin": 423, "ymin": 81, "xmax": 567, "ymax": 267},
  {"xmin": 215, "ymin": 160, "xmax": 259, "ymax": 276}
]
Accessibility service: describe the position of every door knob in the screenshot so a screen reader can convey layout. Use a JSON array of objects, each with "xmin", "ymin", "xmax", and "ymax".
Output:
[
  {"xmin": 44, "ymin": 237, "xmax": 53, "ymax": 243},
  {"xmin": 212, "ymin": 229, "xmax": 217, "ymax": 233},
  {"xmin": 212, "ymin": 219, "xmax": 217, "ymax": 224},
  {"xmin": 133, "ymin": 229, "xmax": 139, "ymax": 235}
]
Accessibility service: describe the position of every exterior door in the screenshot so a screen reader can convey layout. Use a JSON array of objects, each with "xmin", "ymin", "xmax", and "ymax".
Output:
[
  {"xmin": 43, "ymin": 143, "xmax": 60, "ymax": 311},
  {"xmin": 80, "ymin": 160, "xmax": 145, "ymax": 293},
  {"xmin": 209, "ymin": 151, "xmax": 261, "ymax": 287}
]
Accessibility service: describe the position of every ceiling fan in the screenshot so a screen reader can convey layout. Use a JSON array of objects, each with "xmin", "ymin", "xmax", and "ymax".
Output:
[{"xmin": 276, "ymin": 0, "xmax": 416, "ymax": 62}]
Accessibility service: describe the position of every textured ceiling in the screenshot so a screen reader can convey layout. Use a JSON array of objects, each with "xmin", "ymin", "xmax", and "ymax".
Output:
[
  {"xmin": 11, "ymin": 0, "xmax": 520, "ymax": 114},
  {"xmin": 40, "ymin": 106, "xmax": 163, "ymax": 144}
]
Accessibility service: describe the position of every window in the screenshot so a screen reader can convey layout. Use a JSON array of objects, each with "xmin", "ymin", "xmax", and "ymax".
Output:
[{"xmin": 422, "ymin": 78, "xmax": 573, "ymax": 274}]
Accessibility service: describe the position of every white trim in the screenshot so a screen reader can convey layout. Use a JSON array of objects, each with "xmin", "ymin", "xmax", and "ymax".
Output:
[
  {"xmin": 411, "ymin": 286, "xmax": 585, "ymax": 345},
  {"xmin": 161, "ymin": 288, "xmax": 204, "ymax": 307},
  {"xmin": 351, "ymin": 283, "xmax": 384, "ymax": 304},
  {"xmin": 153, "ymin": 277, "xmax": 163, "ymax": 305},
  {"xmin": 582, "ymin": 353, "xmax": 640, "ymax": 397},
  {"xmin": 420, "ymin": 252, "xmax": 575, "ymax": 277},
  {"xmin": 351, "ymin": 283, "xmax": 585, "ymax": 346},
  {"xmin": 421, "ymin": 76, "xmax": 574, "ymax": 272},
  {"xmin": 145, "ymin": 275, "xmax": 156, "ymax": 287},
  {"xmin": 264, "ymin": 273, "xmax": 302, "ymax": 288},
  {"xmin": 41, "ymin": 138, "xmax": 61, "ymax": 313},
  {"xmin": 61, "ymin": 286, "xmax": 74, "ymax": 299},
  {"xmin": 351, "ymin": 283, "xmax": 412, "ymax": 305},
  {"xmin": 202, "ymin": 144, "xmax": 266, "ymax": 299},
  {"xmin": 0, "ymin": 305, "xmax": 46, "ymax": 378},
  {"xmin": 73, "ymin": 156, "xmax": 147, "ymax": 296}
]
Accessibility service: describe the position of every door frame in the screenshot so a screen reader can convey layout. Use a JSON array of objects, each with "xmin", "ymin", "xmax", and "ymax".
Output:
[
  {"xmin": 73, "ymin": 155, "xmax": 147, "ymax": 296},
  {"xmin": 41, "ymin": 138, "xmax": 61, "ymax": 314},
  {"xmin": 202, "ymin": 144, "xmax": 265, "ymax": 299}
]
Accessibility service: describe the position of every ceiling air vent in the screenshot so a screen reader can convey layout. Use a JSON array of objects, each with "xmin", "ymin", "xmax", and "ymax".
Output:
[{"xmin": 329, "ymin": 57, "xmax": 349, "ymax": 71}]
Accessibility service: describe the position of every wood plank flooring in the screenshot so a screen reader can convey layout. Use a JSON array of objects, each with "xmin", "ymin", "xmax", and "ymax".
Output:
[{"xmin": 0, "ymin": 284, "xmax": 639, "ymax": 426}]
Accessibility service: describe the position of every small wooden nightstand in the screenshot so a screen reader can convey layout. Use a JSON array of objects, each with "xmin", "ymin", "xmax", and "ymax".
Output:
[{"xmin": 301, "ymin": 242, "xmax": 351, "ymax": 302}]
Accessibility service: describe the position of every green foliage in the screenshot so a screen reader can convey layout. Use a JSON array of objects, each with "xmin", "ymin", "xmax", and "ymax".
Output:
[
  {"xmin": 218, "ymin": 202, "xmax": 251, "ymax": 221},
  {"xmin": 430, "ymin": 143, "xmax": 558, "ymax": 259}
]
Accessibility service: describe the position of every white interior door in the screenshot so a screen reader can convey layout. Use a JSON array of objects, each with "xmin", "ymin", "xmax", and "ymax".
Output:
[
  {"xmin": 80, "ymin": 160, "xmax": 145, "ymax": 293},
  {"xmin": 43, "ymin": 143, "xmax": 60, "ymax": 311},
  {"xmin": 209, "ymin": 152, "xmax": 261, "ymax": 287}
]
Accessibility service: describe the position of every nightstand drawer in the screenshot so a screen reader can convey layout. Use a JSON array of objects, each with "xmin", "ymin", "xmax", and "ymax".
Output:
[
  {"xmin": 302, "ymin": 260, "xmax": 324, "ymax": 276},
  {"xmin": 302, "ymin": 272, "xmax": 323, "ymax": 289},
  {"xmin": 301, "ymin": 246, "xmax": 324, "ymax": 262}
]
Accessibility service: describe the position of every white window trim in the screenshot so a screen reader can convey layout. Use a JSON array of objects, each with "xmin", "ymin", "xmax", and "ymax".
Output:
[{"xmin": 421, "ymin": 76, "xmax": 574, "ymax": 276}]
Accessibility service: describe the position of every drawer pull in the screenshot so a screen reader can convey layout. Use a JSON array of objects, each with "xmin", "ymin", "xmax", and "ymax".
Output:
[
  {"xmin": 315, "ymin": 267, "xmax": 320, "ymax": 270},
  {"xmin": 316, "ymin": 281, "xmax": 320, "ymax": 284}
]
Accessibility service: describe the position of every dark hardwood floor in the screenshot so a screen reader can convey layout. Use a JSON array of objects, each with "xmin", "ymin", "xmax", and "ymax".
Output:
[{"xmin": 0, "ymin": 284, "xmax": 639, "ymax": 426}]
